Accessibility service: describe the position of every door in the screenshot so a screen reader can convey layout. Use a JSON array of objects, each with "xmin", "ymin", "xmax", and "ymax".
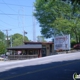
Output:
[{"xmin": 41, "ymin": 48, "xmax": 46, "ymax": 57}]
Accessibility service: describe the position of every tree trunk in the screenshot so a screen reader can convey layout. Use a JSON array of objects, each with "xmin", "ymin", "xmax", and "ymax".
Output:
[
  {"xmin": 72, "ymin": 28, "xmax": 78, "ymax": 43},
  {"xmin": 79, "ymin": 36, "xmax": 80, "ymax": 43},
  {"xmin": 76, "ymin": 35, "xmax": 78, "ymax": 43}
]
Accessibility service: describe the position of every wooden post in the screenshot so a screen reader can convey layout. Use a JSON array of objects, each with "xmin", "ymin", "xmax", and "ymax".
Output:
[{"xmin": 39, "ymin": 49, "xmax": 42, "ymax": 57}]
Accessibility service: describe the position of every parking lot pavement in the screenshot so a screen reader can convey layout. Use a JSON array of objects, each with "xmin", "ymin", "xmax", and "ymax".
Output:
[{"xmin": 0, "ymin": 52, "xmax": 80, "ymax": 80}]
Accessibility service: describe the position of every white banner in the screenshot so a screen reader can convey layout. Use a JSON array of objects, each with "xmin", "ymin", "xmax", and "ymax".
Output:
[{"xmin": 54, "ymin": 34, "xmax": 70, "ymax": 50}]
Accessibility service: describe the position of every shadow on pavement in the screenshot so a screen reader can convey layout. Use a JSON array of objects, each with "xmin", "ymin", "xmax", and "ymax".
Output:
[{"xmin": 0, "ymin": 59, "xmax": 80, "ymax": 80}]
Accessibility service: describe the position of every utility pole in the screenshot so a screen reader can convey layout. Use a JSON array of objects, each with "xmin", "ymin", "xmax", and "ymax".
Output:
[
  {"xmin": 23, "ymin": 31, "xmax": 27, "ymax": 42},
  {"xmin": 32, "ymin": 6, "xmax": 36, "ymax": 42},
  {"xmin": 3, "ymin": 29, "xmax": 11, "ymax": 47},
  {"xmin": 10, "ymin": 35, "xmax": 12, "ymax": 47},
  {"xmin": 33, "ymin": 16, "xmax": 36, "ymax": 41},
  {"xmin": 22, "ymin": 7, "xmax": 26, "ymax": 43}
]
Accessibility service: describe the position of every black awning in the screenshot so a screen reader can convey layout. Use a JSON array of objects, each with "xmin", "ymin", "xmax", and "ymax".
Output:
[{"xmin": 7, "ymin": 44, "xmax": 42, "ymax": 50}]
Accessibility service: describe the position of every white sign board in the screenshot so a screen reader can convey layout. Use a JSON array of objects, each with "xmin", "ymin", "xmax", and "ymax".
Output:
[{"xmin": 54, "ymin": 35, "xmax": 70, "ymax": 50}]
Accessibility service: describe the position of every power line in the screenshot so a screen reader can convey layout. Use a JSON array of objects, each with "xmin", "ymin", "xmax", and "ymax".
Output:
[
  {"xmin": 0, "ymin": 2, "xmax": 33, "ymax": 7},
  {"xmin": 0, "ymin": 26, "xmax": 22, "ymax": 30},
  {"xmin": 0, "ymin": 13, "xmax": 32, "ymax": 16},
  {"xmin": 0, "ymin": 9, "xmax": 17, "ymax": 20},
  {"xmin": 0, "ymin": 19, "xmax": 16, "ymax": 27},
  {"xmin": 2, "ymin": 0, "xmax": 18, "ymax": 13},
  {"xmin": 0, "ymin": 13, "xmax": 33, "ymax": 30},
  {"xmin": 0, "ymin": 24, "xmax": 33, "ymax": 29}
]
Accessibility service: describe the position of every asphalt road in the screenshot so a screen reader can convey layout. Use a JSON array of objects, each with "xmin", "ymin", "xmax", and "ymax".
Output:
[{"xmin": 0, "ymin": 52, "xmax": 80, "ymax": 80}]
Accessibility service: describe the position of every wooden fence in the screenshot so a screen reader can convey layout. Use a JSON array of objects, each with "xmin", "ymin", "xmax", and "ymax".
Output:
[{"xmin": 8, "ymin": 55, "xmax": 38, "ymax": 60}]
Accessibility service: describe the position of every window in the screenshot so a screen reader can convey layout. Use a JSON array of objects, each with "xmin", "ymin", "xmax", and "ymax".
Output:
[{"xmin": 42, "ymin": 45, "xmax": 46, "ymax": 48}]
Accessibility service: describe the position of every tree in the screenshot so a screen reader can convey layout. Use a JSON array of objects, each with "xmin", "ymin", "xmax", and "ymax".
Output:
[
  {"xmin": 45, "ymin": 0, "xmax": 80, "ymax": 4},
  {"xmin": 0, "ymin": 31, "xmax": 6, "ymax": 54},
  {"xmin": 34, "ymin": 0, "xmax": 80, "ymax": 43},
  {"xmin": 12, "ymin": 33, "xmax": 29, "ymax": 46},
  {"xmin": 0, "ymin": 31, "xmax": 5, "ymax": 42},
  {"xmin": 0, "ymin": 41, "xmax": 6, "ymax": 54},
  {"xmin": 71, "ymin": 0, "xmax": 80, "ymax": 4},
  {"xmin": 37, "ymin": 36, "xmax": 46, "ymax": 42},
  {"xmin": 52, "ymin": 17, "xmax": 80, "ymax": 43},
  {"xmin": 34, "ymin": 0, "xmax": 71, "ymax": 38}
]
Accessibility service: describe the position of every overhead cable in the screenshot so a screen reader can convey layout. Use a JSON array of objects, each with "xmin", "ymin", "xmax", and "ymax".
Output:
[
  {"xmin": 0, "ymin": 13, "xmax": 32, "ymax": 16},
  {"xmin": 0, "ymin": 2, "xmax": 33, "ymax": 7}
]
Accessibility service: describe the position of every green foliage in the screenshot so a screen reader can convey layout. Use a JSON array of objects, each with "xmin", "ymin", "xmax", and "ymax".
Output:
[
  {"xmin": 37, "ymin": 36, "xmax": 46, "ymax": 42},
  {"xmin": 52, "ymin": 17, "xmax": 80, "ymax": 38},
  {"xmin": 12, "ymin": 37, "xmax": 23, "ymax": 46},
  {"xmin": 12, "ymin": 33, "xmax": 29, "ymax": 46},
  {"xmin": 0, "ymin": 31, "xmax": 5, "ymax": 41},
  {"xmin": 0, "ymin": 41, "xmax": 6, "ymax": 54},
  {"xmin": 71, "ymin": 0, "xmax": 80, "ymax": 4},
  {"xmin": 34, "ymin": 0, "xmax": 80, "ymax": 43},
  {"xmin": 71, "ymin": 39, "xmax": 77, "ymax": 48},
  {"xmin": 0, "ymin": 31, "xmax": 6, "ymax": 54},
  {"xmin": 12, "ymin": 33, "xmax": 23, "ymax": 40},
  {"xmin": 34, "ymin": 0, "xmax": 71, "ymax": 38}
]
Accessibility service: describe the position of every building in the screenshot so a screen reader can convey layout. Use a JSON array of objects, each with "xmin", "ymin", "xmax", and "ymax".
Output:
[{"xmin": 7, "ymin": 42, "xmax": 54, "ymax": 60}]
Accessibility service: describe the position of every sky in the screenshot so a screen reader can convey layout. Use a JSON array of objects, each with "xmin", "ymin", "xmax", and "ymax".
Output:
[{"xmin": 0, "ymin": 0, "xmax": 51, "ymax": 41}]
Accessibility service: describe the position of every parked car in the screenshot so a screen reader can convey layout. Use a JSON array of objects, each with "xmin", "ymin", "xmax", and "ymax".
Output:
[
  {"xmin": 0, "ymin": 54, "xmax": 8, "ymax": 61},
  {"xmin": 0, "ymin": 54, "xmax": 6, "ymax": 58},
  {"xmin": 73, "ymin": 44, "xmax": 80, "ymax": 49},
  {"xmin": 0, "ymin": 57, "xmax": 4, "ymax": 61}
]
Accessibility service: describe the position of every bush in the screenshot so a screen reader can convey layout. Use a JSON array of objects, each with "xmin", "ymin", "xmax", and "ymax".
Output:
[
  {"xmin": 0, "ymin": 41, "xmax": 6, "ymax": 55},
  {"xmin": 71, "ymin": 40, "xmax": 77, "ymax": 48}
]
